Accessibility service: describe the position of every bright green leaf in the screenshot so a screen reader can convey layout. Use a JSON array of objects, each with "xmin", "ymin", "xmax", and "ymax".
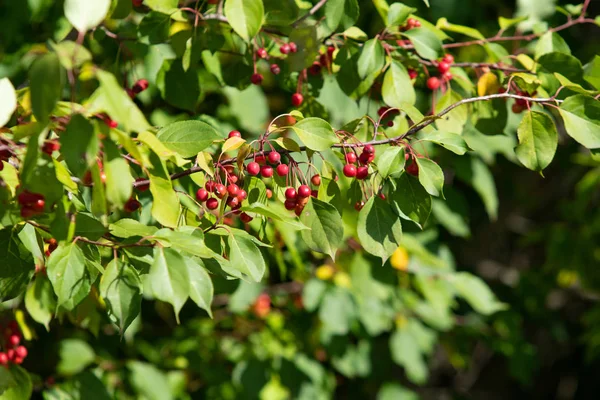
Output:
[
  {"xmin": 156, "ymin": 120, "xmax": 221, "ymax": 158},
  {"xmin": 100, "ymin": 259, "xmax": 142, "ymax": 334},
  {"xmin": 515, "ymin": 111, "xmax": 558, "ymax": 172},
  {"xmin": 291, "ymin": 118, "xmax": 337, "ymax": 151},
  {"xmin": 224, "ymin": 0, "xmax": 264, "ymax": 42},
  {"xmin": 357, "ymin": 196, "xmax": 403, "ymax": 264},
  {"xmin": 300, "ymin": 198, "xmax": 344, "ymax": 260},
  {"xmin": 30, "ymin": 53, "xmax": 63, "ymax": 124}
]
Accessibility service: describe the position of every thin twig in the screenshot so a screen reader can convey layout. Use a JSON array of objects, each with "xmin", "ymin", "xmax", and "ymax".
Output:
[{"xmin": 292, "ymin": 0, "xmax": 328, "ymax": 28}]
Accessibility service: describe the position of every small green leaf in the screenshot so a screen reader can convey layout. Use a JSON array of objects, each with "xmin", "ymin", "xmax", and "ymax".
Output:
[
  {"xmin": 183, "ymin": 257, "xmax": 213, "ymax": 317},
  {"xmin": 148, "ymin": 151, "xmax": 180, "ymax": 228},
  {"xmin": 558, "ymin": 95, "xmax": 600, "ymax": 149},
  {"xmin": 584, "ymin": 55, "xmax": 600, "ymax": 90},
  {"xmin": 357, "ymin": 196, "xmax": 403, "ymax": 264},
  {"xmin": 391, "ymin": 174, "xmax": 431, "ymax": 228},
  {"xmin": 291, "ymin": 118, "xmax": 337, "ymax": 151},
  {"xmin": 64, "ymin": 0, "xmax": 111, "ymax": 32},
  {"xmin": 300, "ymin": 198, "xmax": 344, "ymax": 260},
  {"xmin": 387, "ymin": 3, "xmax": 416, "ymax": 27},
  {"xmin": 515, "ymin": 111, "xmax": 558, "ymax": 172},
  {"xmin": 109, "ymin": 219, "xmax": 158, "ymax": 238},
  {"xmin": 228, "ymin": 232, "xmax": 266, "ymax": 282},
  {"xmin": 415, "ymin": 158, "xmax": 444, "ymax": 197},
  {"xmin": 25, "ymin": 275, "xmax": 56, "ymax": 330},
  {"xmin": 57, "ymin": 339, "xmax": 96, "ymax": 376},
  {"xmin": 319, "ymin": 288, "xmax": 356, "ymax": 335},
  {"xmin": 416, "ymin": 131, "xmax": 469, "ymax": 155},
  {"xmin": 59, "ymin": 115, "xmax": 99, "ymax": 179},
  {"xmin": 0, "ymin": 78, "xmax": 17, "ymax": 127},
  {"xmin": 224, "ymin": 0, "xmax": 264, "ymax": 42},
  {"xmin": 451, "ymin": 272, "xmax": 507, "ymax": 315},
  {"xmin": 156, "ymin": 120, "xmax": 221, "ymax": 158},
  {"xmin": 100, "ymin": 259, "xmax": 142, "ymax": 334},
  {"xmin": 51, "ymin": 40, "xmax": 92, "ymax": 69},
  {"xmin": 47, "ymin": 243, "xmax": 92, "ymax": 310},
  {"xmin": 138, "ymin": 11, "xmax": 170, "ymax": 43},
  {"xmin": 498, "ymin": 15, "xmax": 527, "ymax": 30},
  {"xmin": 402, "ymin": 28, "xmax": 443, "ymax": 60},
  {"xmin": 454, "ymin": 157, "xmax": 498, "ymax": 220},
  {"xmin": 103, "ymin": 139, "xmax": 133, "ymax": 208},
  {"xmin": 302, "ymin": 279, "xmax": 327, "ymax": 312},
  {"xmin": 357, "ymin": 39, "xmax": 385, "ymax": 79},
  {"xmin": 30, "ymin": 53, "xmax": 63, "ymax": 124},
  {"xmin": 382, "ymin": 61, "xmax": 416, "ymax": 107},
  {"xmin": 146, "ymin": 247, "xmax": 189, "ymax": 322},
  {"xmin": 377, "ymin": 146, "xmax": 406, "ymax": 178},
  {"xmin": 324, "ymin": 0, "xmax": 359, "ymax": 32},
  {"xmin": 535, "ymin": 31, "xmax": 570, "ymax": 60},
  {"xmin": 127, "ymin": 361, "xmax": 174, "ymax": 400},
  {"xmin": 436, "ymin": 18, "xmax": 485, "ymax": 39}
]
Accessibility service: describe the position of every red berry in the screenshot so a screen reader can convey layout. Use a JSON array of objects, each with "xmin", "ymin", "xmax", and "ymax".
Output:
[
  {"xmin": 343, "ymin": 164, "xmax": 357, "ymax": 177},
  {"xmin": 227, "ymin": 196, "xmax": 239, "ymax": 208},
  {"xmin": 205, "ymin": 180, "xmax": 216, "ymax": 192},
  {"xmin": 311, "ymin": 174, "xmax": 321, "ymax": 186},
  {"xmin": 437, "ymin": 62, "xmax": 450, "ymax": 74},
  {"xmin": 32, "ymin": 198, "xmax": 45, "ymax": 212},
  {"xmin": 319, "ymin": 54, "xmax": 329, "ymax": 67},
  {"xmin": 18, "ymin": 191, "xmax": 44, "ymax": 206},
  {"xmin": 280, "ymin": 43, "xmax": 291, "ymax": 54},
  {"xmin": 276, "ymin": 164, "xmax": 289, "ymax": 177},
  {"xmin": 228, "ymin": 130, "xmax": 241, "ymax": 138},
  {"xmin": 270, "ymin": 64, "xmax": 281, "ymax": 75},
  {"xmin": 247, "ymin": 162, "xmax": 260, "ymax": 176},
  {"xmin": 20, "ymin": 207, "xmax": 37, "ymax": 219},
  {"xmin": 268, "ymin": 151, "xmax": 280, "ymax": 164},
  {"xmin": 196, "ymin": 188, "xmax": 209, "ymax": 202},
  {"xmin": 406, "ymin": 162, "xmax": 419, "ymax": 176},
  {"xmin": 260, "ymin": 165, "xmax": 273, "ymax": 178},
  {"xmin": 15, "ymin": 346, "xmax": 26, "ymax": 359},
  {"xmin": 124, "ymin": 198, "xmax": 141, "ymax": 212},
  {"xmin": 285, "ymin": 187, "xmax": 297, "ymax": 200},
  {"xmin": 408, "ymin": 69, "xmax": 418, "ymax": 79},
  {"xmin": 359, "ymin": 152, "xmax": 375, "ymax": 165},
  {"xmin": 256, "ymin": 48, "xmax": 267, "ymax": 59},
  {"xmin": 214, "ymin": 184, "xmax": 227, "ymax": 199},
  {"xmin": 251, "ymin": 73, "xmax": 263, "ymax": 85},
  {"xmin": 237, "ymin": 189, "xmax": 247, "ymax": 200},
  {"xmin": 0, "ymin": 353, "xmax": 7, "ymax": 365},
  {"xmin": 356, "ymin": 166, "xmax": 369, "ymax": 180},
  {"xmin": 206, "ymin": 198, "xmax": 219, "ymax": 210},
  {"xmin": 327, "ymin": 46, "xmax": 335, "ymax": 56},
  {"xmin": 289, "ymin": 42, "xmax": 298, "ymax": 53},
  {"xmin": 345, "ymin": 152, "xmax": 357, "ymax": 164},
  {"xmin": 255, "ymin": 155, "xmax": 267, "ymax": 165},
  {"xmin": 6, "ymin": 349, "xmax": 14, "ymax": 361},
  {"xmin": 42, "ymin": 141, "xmax": 60, "ymax": 156},
  {"xmin": 227, "ymin": 174, "xmax": 239, "ymax": 184},
  {"xmin": 309, "ymin": 62, "xmax": 322, "ymax": 75},
  {"xmin": 132, "ymin": 79, "xmax": 149, "ymax": 94},
  {"xmin": 227, "ymin": 184, "xmax": 239, "ymax": 197},
  {"xmin": 132, "ymin": 0, "xmax": 143, "ymax": 6},
  {"xmin": 13, "ymin": 357, "xmax": 23, "ymax": 365},
  {"xmin": 295, "ymin": 205, "xmax": 304, "ymax": 216},
  {"xmin": 240, "ymin": 212, "xmax": 253, "ymax": 223},
  {"xmin": 379, "ymin": 193, "xmax": 386, "ymax": 200},
  {"xmin": 8, "ymin": 334, "xmax": 19, "ymax": 347},
  {"xmin": 284, "ymin": 199, "xmax": 297, "ymax": 210},
  {"xmin": 511, "ymin": 103, "xmax": 525, "ymax": 114},
  {"xmin": 311, "ymin": 190, "xmax": 318, "ymax": 197},
  {"xmin": 108, "ymin": 119, "xmax": 118, "ymax": 128},
  {"xmin": 291, "ymin": 93, "xmax": 303, "ymax": 107},
  {"xmin": 354, "ymin": 201, "xmax": 365, "ymax": 211},
  {"xmin": 266, "ymin": 189, "xmax": 273, "ymax": 199},
  {"xmin": 363, "ymin": 144, "xmax": 375, "ymax": 154},
  {"xmin": 387, "ymin": 121, "xmax": 394, "ymax": 127},
  {"xmin": 298, "ymin": 185, "xmax": 311, "ymax": 198},
  {"xmin": 427, "ymin": 77, "xmax": 441, "ymax": 90},
  {"xmin": 443, "ymin": 54, "xmax": 455, "ymax": 64}
]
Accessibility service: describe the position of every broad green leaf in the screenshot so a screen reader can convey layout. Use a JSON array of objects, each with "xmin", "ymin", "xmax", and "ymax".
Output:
[
  {"xmin": 415, "ymin": 158, "xmax": 444, "ymax": 197},
  {"xmin": 264, "ymin": 0, "xmax": 299, "ymax": 26},
  {"xmin": 51, "ymin": 40, "xmax": 92, "ymax": 69},
  {"xmin": 146, "ymin": 247, "xmax": 189, "ymax": 321},
  {"xmin": 228, "ymin": 233, "xmax": 266, "ymax": 282},
  {"xmin": 535, "ymin": 31, "xmax": 570, "ymax": 59},
  {"xmin": 287, "ymin": 26, "xmax": 320, "ymax": 72},
  {"xmin": 391, "ymin": 173, "xmax": 431, "ymax": 228},
  {"xmin": 64, "ymin": 0, "xmax": 110, "ymax": 32},
  {"xmin": 143, "ymin": 0, "xmax": 178, "ymax": 14},
  {"xmin": 138, "ymin": 130, "xmax": 190, "ymax": 167},
  {"xmin": 357, "ymin": 39, "xmax": 385, "ymax": 79},
  {"xmin": 434, "ymin": 90, "xmax": 468, "ymax": 133},
  {"xmin": 317, "ymin": 177, "xmax": 344, "ymax": 215},
  {"xmin": 57, "ymin": 339, "xmax": 96, "ymax": 375},
  {"xmin": 584, "ymin": 55, "xmax": 600, "ymax": 90},
  {"xmin": 241, "ymin": 203, "xmax": 309, "ymax": 230},
  {"xmin": 390, "ymin": 321, "xmax": 434, "ymax": 384},
  {"xmin": 156, "ymin": 60, "xmax": 200, "ymax": 112},
  {"xmin": 324, "ymin": 0, "xmax": 359, "ymax": 32},
  {"xmin": 416, "ymin": 131, "xmax": 468, "ymax": 155},
  {"xmin": 402, "ymin": 28, "xmax": 443, "ymax": 60},
  {"xmin": 148, "ymin": 151, "xmax": 180, "ymax": 228},
  {"xmin": 138, "ymin": 11, "xmax": 170, "ymax": 43},
  {"xmin": 498, "ymin": 15, "xmax": 527, "ymax": 30},
  {"xmin": 343, "ymin": 26, "xmax": 368, "ymax": 41},
  {"xmin": 454, "ymin": 157, "xmax": 498, "ymax": 220},
  {"xmin": 183, "ymin": 257, "xmax": 213, "ymax": 317},
  {"xmin": 558, "ymin": 95, "xmax": 600, "ymax": 149},
  {"xmin": 291, "ymin": 118, "xmax": 337, "ymax": 151},
  {"xmin": 357, "ymin": 196, "xmax": 403, "ymax": 264},
  {"xmin": 302, "ymin": 279, "xmax": 327, "ymax": 312},
  {"xmin": 100, "ymin": 259, "xmax": 142, "ymax": 334},
  {"xmin": 372, "ymin": 0, "xmax": 389, "ymax": 23},
  {"xmin": 377, "ymin": 146, "xmax": 405, "ymax": 178},
  {"xmin": 25, "ymin": 274, "xmax": 56, "ymax": 330},
  {"xmin": 47, "ymin": 243, "xmax": 91, "ymax": 309},
  {"xmin": 30, "ymin": 53, "xmax": 63, "ymax": 124},
  {"xmin": 337, "ymin": 52, "xmax": 382, "ymax": 99},
  {"xmin": 451, "ymin": 272, "xmax": 507, "ymax": 315},
  {"xmin": 511, "ymin": 72, "xmax": 541, "ymax": 94},
  {"xmin": 103, "ymin": 139, "xmax": 133, "ymax": 208},
  {"xmin": 127, "ymin": 361, "xmax": 173, "ymax": 400},
  {"xmin": 156, "ymin": 120, "xmax": 221, "ymax": 158},
  {"xmin": 382, "ymin": 61, "xmax": 416, "ymax": 107},
  {"xmin": 436, "ymin": 17, "xmax": 484, "ymax": 39},
  {"xmin": 319, "ymin": 288, "xmax": 356, "ymax": 335},
  {"xmin": 432, "ymin": 198, "xmax": 470, "ymax": 237},
  {"xmin": 387, "ymin": 3, "xmax": 416, "ymax": 27},
  {"xmin": 17, "ymin": 223, "xmax": 44, "ymax": 265},
  {"xmin": 300, "ymin": 198, "xmax": 344, "ymax": 260},
  {"xmin": 153, "ymin": 227, "xmax": 216, "ymax": 258},
  {"xmin": 0, "ymin": 366, "xmax": 32, "ymax": 400},
  {"xmin": 538, "ymin": 52, "xmax": 584, "ymax": 84},
  {"xmin": 224, "ymin": 0, "xmax": 264, "ymax": 42},
  {"xmin": 109, "ymin": 219, "xmax": 158, "ymax": 238},
  {"xmin": 74, "ymin": 213, "xmax": 107, "ymax": 241},
  {"xmin": 0, "ymin": 79, "xmax": 17, "ymax": 127},
  {"xmin": 515, "ymin": 111, "xmax": 558, "ymax": 172}
]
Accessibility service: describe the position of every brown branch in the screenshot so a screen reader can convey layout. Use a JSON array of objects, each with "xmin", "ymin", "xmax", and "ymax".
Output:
[{"xmin": 292, "ymin": 0, "xmax": 328, "ymax": 28}]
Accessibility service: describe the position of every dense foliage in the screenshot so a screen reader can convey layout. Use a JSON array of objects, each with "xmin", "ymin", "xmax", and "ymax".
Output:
[{"xmin": 0, "ymin": 0, "xmax": 599, "ymax": 398}]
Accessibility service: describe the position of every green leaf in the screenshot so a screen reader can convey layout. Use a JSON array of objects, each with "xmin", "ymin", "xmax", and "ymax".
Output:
[
  {"xmin": 584, "ymin": 55, "xmax": 600, "ymax": 90},
  {"xmin": 538, "ymin": 52, "xmax": 584, "ymax": 83},
  {"xmin": 451, "ymin": 272, "xmax": 507, "ymax": 315},
  {"xmin": 287, "ymin": 26, "xmax": 320, "ymax": 72},
  {"xmin": 454, "ymin": 157, "xmax": 498, "ymax": 220},
  {"xmin": 228, "ymin": 233, "xmax": 266, "ymax": 282},
  {"xmin": 25, "ymin": 274, "xmax": 56, "ymax": 330},
  {"xmin": 183, "ymin": 257, "xmax": 213, "ymax": 317},
  {"xmin": 138, "ymin": 11, "xmax": 170, "ymax": 44},
  {"xmin": 64, "ymin": 0, "xmax": 110, "ymax": 32},
  {"xmin": 337, "ymin": 52, "xmax": 382, "ymax": 99},
  {"xmin": 59, "ymin": 115, "xmax": 99, "ymax": 179},
  {"xmin": 377, "ymin": 146, "xmax": 405, "ymax": 178},
  {"xmin": 300, "ymin": 198, "xmax": 344, "ymax": 260},
  {"xmin": 241, "ymin": 203, "xmax": 309, "ymax": 230},
  {"xmin": 498, "ymin": 15, "xmax": 527, "ymax": 30},
  {"xmin": 75, "ymin": 213, "xmax": 107, "ymax": 241},
  {"xmin": 0, "ymin": 229, "xmax": 35, "ymax": 301},
  {"xmin": 148, "ymin": 151, "xmax": 180, "ymax": 228},
  {"xmin": 109, "ymin": 219, "xmax": 158, "ymax": 238},
  {"xmin": 387, "ymin": 3, "xmax": 416, "ymax": 27},
  {"xmin": 153, "ymin": 227, "xmax": 216, "ymax": 258},
  {"xmin": 432, "ymin": 197, "xmax": 470, "ymax": 237},
  {"xmin": 357, "ymin": 39, "xmax": 385, "ymax": 79},
  {"xmin": 382, "ymin": 61, "xmax": 416, "ymax": 107},
  {"xmin": 146, "ymin": 247, "xmax": 189, "ymax": 322},
  {"xmin": 47, "ymin": 243, "xmax": 91, "ymax": 309},
  {"xmin": 29, "ymin": 52, "xmax": 63, "ymax": 124},
  {"xmin": 402, "ymin": 28, "xmax": 443, "ymax": 60},
  {"xmin": 378, "ymin": 384, "xmax": 419, "ymax": 400},
  {"xmin": 0, "ymin": 366, "xmax": 32, "ymax": 400},
  {"xmin": 391, "ymin": 173, "xmax": 431, "ymax": 228},
  {"xmin": 127, "ymin": 361, "xmax": 173, "ymax": 400},
  {"xmin": 319, "ymin": 288, "xmax": 356, "ymax": 335},
  {"xmin": 434, "ymin": 90, "xmax": 467, "ymax": 133},
  {"xmin": 515, "ymin": 111, "xmax": 558, "ymax": 172},
  {"xmin": 436, "ymin": 18, "xmax": 484, "ymax": 39},
  {"xmin": 0, "ymin": 78, "xmax": 16, "ymax": 127},
  {"xmin": 535, "ymin": 31, "xmax": 570, "ymax": 59},
  {"xmin": 156, "ymin": 60, "xmax": 200, "ymax": 112},
  {"xmin": 324, "ymin": 0, "xmax": 359, "ymax": 32},
  {"xmin": 302, "ymin": 279, "xmax": 327, "ymax": 312},
  {"xmin": 51, "ymin": 40, "xmax": 92, "ymax": 69},
  {"xmin": 558, "ymin": 95, "xmax": 600, "ymax": 149},
  {"xmin": 17, "ymin": 223, "xmax": 44, "ymax": 265},
  {"xmin": 224, "ymin": 0, "xmax": 264, "ymax": 42},
  {"xmin": 103, "ymin": 139, "xmax": 133, "ymax": 208},
  {"xmin": 291, "ymin": 118, "xmax": 337, "ymax": 151},
  {"xmin": 416, "ymin": 131, "xmax": 469, "ymax": 155},
  {"xmin": 415, "ymin": 158, "xmax": 444, "ymax": 197},
  {"xmin": 57, "ymin": 339, "xmax": 96, "ymax": 376},
  {"xmin": 100, "ymin": 259, "xmax": 142, "ymax": 334},
  {"xmin": 156, "ymin": 120, "xmax": 221, "ymax": 158},
  {"xmin": 357, "ymin": 196, "xmax": 403, "ymax": 264},
  {"xmin": 390, "ymin": 321, "xmax": 434, "ymax": 384}
]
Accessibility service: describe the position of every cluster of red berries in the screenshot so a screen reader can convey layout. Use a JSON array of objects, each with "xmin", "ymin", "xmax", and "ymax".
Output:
[
  {"xmin": 377, "ymin": 107, "xmax": 401, "ymax": 127},
  {"xmin": 309, "ymin": 45, "xmax": 335, "ymax": 76},
  {"xmin": 511, "ymin": 89, "xmax": 537, "ymax": 114},
  {"xmin": 402, "ymin": 18, "xmax": 422, "ymax": 30},
  {"xmin": 427, "ymin": 53, "xmax": 455, "ymax": 90},
  {"xmin": 252, "ymin": 42, "xmax": 298, "ymax": 85},
  {"xmin": 405, "ymin": 152, "xmax": 423, "ymax": 177},
  {"xmin": 342, "ymin": 145, "xmax": 375, "ymax": 180},
  {"xmin": 0, "ymin": 321, "xmax": 28, "ymax": 366},
  {"xmin": 42, "ymin": 140, "xmax": 60, "ymax": 156},
  {"xmin": 82, "ymin": 160, "xmax": 107, "ymax": 185},
  {"xmin": 283, "ymin": 179, "xmax": 319, "ymax": 216},
  {"xmin": 126, "ymin": 79, "xmax": 149, "ymax": 99},
  {"xmin": 17, "ymin": 191, "xmax": 45, "ymax": 218}
]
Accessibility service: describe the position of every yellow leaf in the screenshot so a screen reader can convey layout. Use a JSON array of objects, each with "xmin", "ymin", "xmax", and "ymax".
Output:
[
  {"xmin": 390, "ymin": 246, "xmax": 410, "ymax": 271},
  {"xmin": 315, "ymin": 264, "xmax": 335, "ymax": 280},
  {"xmin": 477, "ymin": 72, "xmax": 500, "ymax": 97}
]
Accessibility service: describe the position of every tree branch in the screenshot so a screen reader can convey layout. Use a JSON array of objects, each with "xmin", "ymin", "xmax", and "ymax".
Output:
[{"xmin": 292, "ymin": 0, "xmax": 328, "ymax": 28}]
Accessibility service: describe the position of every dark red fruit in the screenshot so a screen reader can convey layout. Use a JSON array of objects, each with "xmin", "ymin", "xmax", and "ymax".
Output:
[
  {"xmin": 270, "ymin": 64, "xmax": 281, "ymax": 75},
  {"xmin": 237, "ymin": 189, "xmax": 247, "ymax": 200},
  {"xmin": 512, "ymin": 103, "xmax": 525, "ymax": 114},
  {"xmin": 135, "ymin": 178, "xmax": 149, "ymax": 191},
  {"xmin": 227, "ymin": 197, "xmax": 239, "ymax": 208},
  {"xmin": 205, "ymin": 180, "xmax": 216, "ymax": 192},
  {"xmin": 240, "ymin": 213, "xmax": 253, "ymax": 223},
  {"xmin": 196, "ymin": 188, "xmax": 209, "ymax": 202},
  {"xmin": 284, "ymin": 199, "xmax": 297, "ymax": 210},
  {"xmin": 132, "ymin": 0, "xmax": 143, "ymax": 6},
  {"xmin": 108, "ymin": 119, "xmax": 118, "ymax": 128},
  {"xmin": 309, "ymin": 62, "xmax": 322, "ymax": 75},
  {"xmin": 443, "ymin": 54, "xmax": 455, "ymax": 64},
  {"xmin": 268, "ymin": 151, "xmax": 280, "ymax": 164},
  {"xmin": 289, "ymin": 42, "xmax": 298, "ymax": 53},
  {"xmin": 311, "ymin": 190, "xmax": 318, "ymax": 197},
  {"xmin": 285, "ymin": 187, "xmax": 297, "ymax": 200},
  {"xmin": 124, "ymin": 198, "xmax": 141, "ymax": 212},
  {"xmin": 227, "ymin": 184, "xmax": 239, "ymax": 197},
  {"xmin": 327, "ymin": 46, "xmax": 335, "ymax": 56},
  {"xmin": 32, "ymin": 198, "xmax": 45, "ymax": 212},
  {"xmin": 261, "ymin": 165, "xmax": 273, "ymax": 178},
  {"xmin": 343, "ymin": 164, "xmax": 357, "ymax": 177},
  {"xmin": 363, "ymin": 144, "xmax": 375, "ymax": 154},
  {"xmin": 251, "ymin": 73, "xmax": 263, "ymax": 85},
  {"xmin": 354, "ymin": 201, "xmax": 365, "ymax": 211},
  {"xmin": 295, "ymin": 205, "xmax": 304, "ymax": 216},
  {"xmin": 359, "ymin": 152, "xmax": 375, "ymax": 165},
  {"xmin": 247, "ymin": 162, "xmax": 260, "ymax": 176},
  {"xmin": 408, "ymin": 69, "xmax": 418, "ymax": 79},
  {"xmin": 291, "ymin": 93, "xmax": 303, "ymax": 107},
  {"xmin": 132, "ymin": 79, "xmax": 149, "ymax": 94},
  {"xmin": 406, "ymin": 162, "xmax": 419, "ymax": 176},
  {"xmin": 8, "ymin": 334, "xmax": 19, "ymax": 347},
  {"xmin": 228, "ymin": 130, "xmax": 241, "ymax": 138},
  {"xmin": 276, "ymin": 164, "xmax": 289, "ymax": 177},
  {"xmin": 427, "ymin": 77, "xmax": 441, "ymax": 90},
  {"xmin": 437, "ymin": 61, "xmax": 450, "ymax": 74},
  {"xmin": 311, "ymin": 174, "xmax": 321, "ymax": 186},
  {"xmin": 15, "ymin": 346, "xmax": 27, "ymax": 359},
  {"xmin": 256, "ymin": 48, "xmax": 267, "ymax": 59},
  {"xmin": 298, "ymin": 185, "xmax": 311, "ymax": 198},
  {"xmin": 379, "ymin": 193, "xmax": 386, "ymax": 200},
  {"xmin": 280, "ymin": 43, "xmax": 291, "ymax": 54},
  {"xmin": 443, "ymin": 71, "xmax": 453, "ymax": 81},
  {"xmin": 206, "ymin": 198, "xmax": 219, "ymax": 210},
  {"xmin": 356, "ymin": 166, "xmax": 369, "ymax": 180},
  {"xmin": 42, "ymin": 140, "xmax": 60, "ymax": 156},
  {"xmin": 345, "ymin": 152, "xmax": 357, "ymax": 164},
  {"xmin": 214, "ymin": 184, "xmax": 227, "ymax": 199}
]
